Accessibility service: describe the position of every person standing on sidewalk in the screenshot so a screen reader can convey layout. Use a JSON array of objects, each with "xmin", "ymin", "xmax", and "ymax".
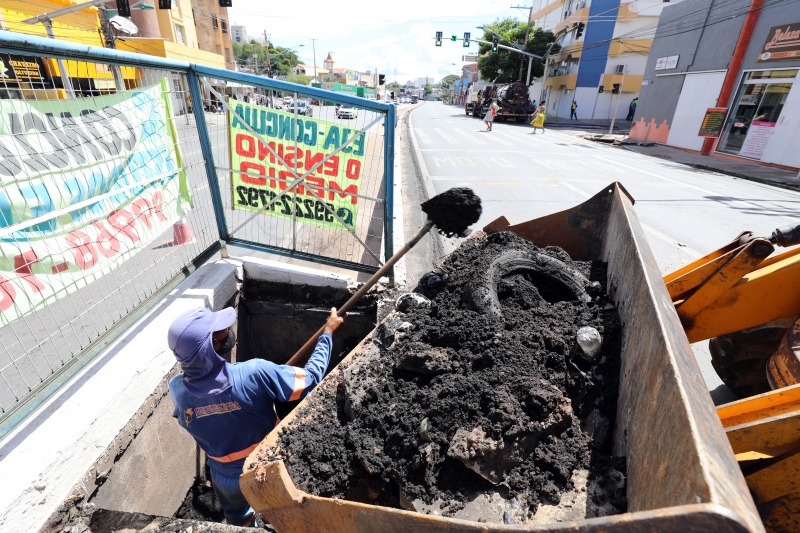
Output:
[
  {"xmin": 626, "ymin": 98, "xmax": 638, "ymax": 121},
  {"xmin": 570, "ymin": 101, "xmax": 578, "ymax": 120}
]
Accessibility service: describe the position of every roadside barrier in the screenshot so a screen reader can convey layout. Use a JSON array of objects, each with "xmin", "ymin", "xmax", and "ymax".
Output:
[{"xmin": 0, "ymin": 33, "xmax": 395, "ymax": 435}]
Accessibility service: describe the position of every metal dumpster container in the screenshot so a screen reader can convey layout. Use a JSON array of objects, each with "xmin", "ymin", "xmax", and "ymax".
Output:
[{"xmin": 240, "ymin": 183, "xmax": 764, "ymax": 533}]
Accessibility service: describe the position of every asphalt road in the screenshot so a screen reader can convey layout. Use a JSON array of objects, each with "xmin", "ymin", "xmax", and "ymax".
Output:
[{"xmin": 408, "ymin": 101, "xmax": 800, "ymax": 404}]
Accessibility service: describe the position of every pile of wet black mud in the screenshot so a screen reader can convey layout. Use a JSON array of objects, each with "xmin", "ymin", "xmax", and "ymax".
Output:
[
  {"xmin": 174, "ymin": 479, "xmax": 224, "ymax": 522},
  {"xmin": 421, "ymin": 187, "xmax": 482, "ymax": 238},
  {"xmin": 277, "ymin": 231, "xmax": 627, "ymax": 522}
]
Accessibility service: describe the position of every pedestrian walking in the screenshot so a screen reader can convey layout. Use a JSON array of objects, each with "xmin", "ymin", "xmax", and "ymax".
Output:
[
  {"xmin": 626, "ymin": 98, "xmax": 638, "ymax": 121},
  {"xmin": 570, "ymin": 101, "xmax": 578, "ymax": 120},
  {"xmin": 530, "ymin": 101, "xmax": 546, "ymax": 134},
  {"xmin": 484, "ymin": 100, "xmax": 497, "ymax": 131}
]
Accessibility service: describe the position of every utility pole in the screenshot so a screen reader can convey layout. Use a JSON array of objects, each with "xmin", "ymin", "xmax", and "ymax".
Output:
[
  {"xmin": 609, "ymin": 68, "xmax": 626, "ymax": 134},
  {"xmin": 511, "ymin": 3, "xmax": 535, "ymax": 80},
  {"xmin": 538, "ymin": 40, "xmax": 557, "ymax": 103},
  {"xmin": 311, "ymin": 38, "xmax": 318, "ymax": 83},
  {"xmin": 264, "ymin": 31, "xmax": 271, "ymax": 77}
]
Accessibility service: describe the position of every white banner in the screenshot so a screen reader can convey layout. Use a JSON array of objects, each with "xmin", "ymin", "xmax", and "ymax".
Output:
[{"xmin": 0, "ymin": 78, "xmax": 192, "ymax": 326}]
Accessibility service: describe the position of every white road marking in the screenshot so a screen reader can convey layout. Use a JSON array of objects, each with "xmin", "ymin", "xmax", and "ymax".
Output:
[
  {"xmin": 559, "ymin": 181, "xmax": 703, "ymax": 258},
  {"xmin": 451, "ymin": 129, "xmax": 486, "ymax": 145},
  {"xmin": 591, "ymin": 154, "xmax": 797, "ymax": 221},
  {"xmin": 433, "ymin": 128, "xmax": 460, "ymax": 145},
  {"xmin": 415, "ymin": 129, "xmax": 433, "ymax": 145},
  {"xmin": 494, "ymin": 129, "xmax": 560, "ymax": 147}
]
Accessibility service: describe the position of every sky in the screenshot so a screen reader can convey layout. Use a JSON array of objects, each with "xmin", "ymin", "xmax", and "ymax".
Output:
[{"xmin": 226, "ymin": 0, "xmax": 528, "ymax": 83}]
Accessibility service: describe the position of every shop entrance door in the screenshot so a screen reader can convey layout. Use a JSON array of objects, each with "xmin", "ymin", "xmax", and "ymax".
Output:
[{"xmin": 717, "ymin": 69, "xmax": 797, "ymax": 160}]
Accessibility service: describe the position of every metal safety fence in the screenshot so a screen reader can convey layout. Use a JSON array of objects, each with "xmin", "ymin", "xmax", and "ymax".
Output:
[{"xmin": 0, "ymin": 33, "xmax": 394, "ymax": 436}]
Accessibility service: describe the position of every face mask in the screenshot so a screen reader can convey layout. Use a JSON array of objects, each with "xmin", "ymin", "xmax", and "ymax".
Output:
[{"xmin": 215, "ymin": 330, "xmax": 236, "ymax": 356}]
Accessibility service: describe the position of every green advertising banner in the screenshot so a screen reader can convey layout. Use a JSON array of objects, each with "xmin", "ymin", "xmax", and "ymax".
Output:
[
  {"xmin": 0, "ymin": 79, "xmax": 191, "ymax": 326},
  {"xmin": 229, "ymin": 99, "xmax": 366, "ymax": 229}
]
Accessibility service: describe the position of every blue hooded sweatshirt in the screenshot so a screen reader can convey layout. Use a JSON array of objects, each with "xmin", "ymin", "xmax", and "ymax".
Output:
[{"xmin": 167, "ymin": 307, "xmax": 332, "ymax": 476}]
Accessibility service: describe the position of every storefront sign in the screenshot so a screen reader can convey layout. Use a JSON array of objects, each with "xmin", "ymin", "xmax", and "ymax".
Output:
[
  {"xmin": 0, "ymin": 79, "xmax": 191, "ymax": 326},
  {"xmin": 698, "ymin": 107, "xmax": 728, "ymax": 137},
  {"xmin": 229, "ymin": 100, "xmax": 366, "ymax": 230},
  {"xmin": 655, "ymin": 55, "xmax": 679, "ymax": 70},
  {"xmin": 0, "ymin": 53, "xmax": 47, "ymax": 82},
  {"xmin": 739, "ymin": 120, "xmax": 776, "ymax": 158},
  {"xmin": 758, "ymin": 22, "xmax": 800, "ymax": 62}
]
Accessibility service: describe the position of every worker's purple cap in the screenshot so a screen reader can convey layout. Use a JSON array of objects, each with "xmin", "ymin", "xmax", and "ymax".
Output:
[{"xmin": 168, "ymin": 307, "xmax": 237, "ymax": 360}]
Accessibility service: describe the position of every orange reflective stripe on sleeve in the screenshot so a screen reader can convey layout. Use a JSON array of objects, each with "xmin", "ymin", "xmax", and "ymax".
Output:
[
  {"xmin": 206, "ymin": 442, "xmax": 260, "ymax": 463},
  {"xmin": 289, "ymin": 369, "xmax": 307, "ymax": 401}
]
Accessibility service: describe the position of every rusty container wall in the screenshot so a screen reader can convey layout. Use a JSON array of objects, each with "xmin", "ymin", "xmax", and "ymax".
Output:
[{"xmin": 241, "ymin": 183, "xmax": 764, "ymax": 533}]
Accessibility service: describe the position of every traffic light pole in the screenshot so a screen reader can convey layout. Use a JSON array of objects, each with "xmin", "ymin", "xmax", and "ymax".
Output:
[
  {"xmin": 472, "ymin": 39, "xmax": 541, "ymax": 59},
  {"xmin": 609, "ymin": 69, "xmax": 625, "ymax": 134}
]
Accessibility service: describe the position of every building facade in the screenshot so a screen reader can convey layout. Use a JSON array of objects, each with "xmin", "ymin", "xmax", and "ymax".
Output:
[
  {"xmin": 629, "ymin": 0, "xmax": 800, "ymax": 169},
  {"xmin": 231, "ymin": 25, "xmax": 247, "ymax": 44},
  {"xmin": 528, "ymin": 0, "xmax": 684, "ymax": 119}
]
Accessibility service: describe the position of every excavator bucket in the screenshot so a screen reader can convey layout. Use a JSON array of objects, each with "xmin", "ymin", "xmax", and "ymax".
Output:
[{"xmin": 240, "ymin": 183, "xmax": 764, "ymax": 533}]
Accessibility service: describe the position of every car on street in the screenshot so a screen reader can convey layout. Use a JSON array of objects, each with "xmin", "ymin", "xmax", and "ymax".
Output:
[
  {"xmin": 337, "ymin": 105, "xmax": 358, "ymax": 119},
  {"xmin": 286, "ymin": 101, "xmax": 313, "ymax": 116},
  {"xmin": 282, "ymin": 96, "xmax": 293, "ymax": 109}
]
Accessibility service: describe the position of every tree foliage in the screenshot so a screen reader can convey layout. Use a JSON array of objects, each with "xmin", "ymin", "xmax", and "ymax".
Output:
[
  {"xmin": 477, "ymin": 18, "xmax": 559, "ymax": 84},
  {"xmin": 424, "ymin": 84, "xmax": 433, "ymax": 95},
  {"xmin": 285, "ymin": 73, "xmax": 312, "ymax": 86},
  {"xmin": 231, "ymin": 40, "xmax": 300, "ymax": 77},
  {"xmin": 438, "ymin": 74, "xmax": 460, "ymax": 89}
]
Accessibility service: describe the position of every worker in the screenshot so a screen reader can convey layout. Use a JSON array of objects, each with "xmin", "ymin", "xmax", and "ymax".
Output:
[
  {"xmin": 626, "ymin": 98, "xmax": 638, "ymax": 121},
  {"xmin": 167, "ymin": 306, "xmax": 344, "ymax": 527},
  {"xmin": 570, "ymin": 101, "xmax": 578, "ymax": 120}
]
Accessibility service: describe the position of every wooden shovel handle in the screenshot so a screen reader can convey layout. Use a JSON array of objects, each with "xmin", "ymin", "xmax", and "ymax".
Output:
[{"xmin": 285, "ymin": 221, "xmax": 434, "ymax": 367}]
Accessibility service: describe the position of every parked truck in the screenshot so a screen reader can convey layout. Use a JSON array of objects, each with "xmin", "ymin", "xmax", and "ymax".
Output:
[
  {"xmin": 475, "ymin": 81, "xmax": 537, "ymax": 123},
  {"xmin": 463, "ymin": 81, "xmax": 486, "ymax": 117}
]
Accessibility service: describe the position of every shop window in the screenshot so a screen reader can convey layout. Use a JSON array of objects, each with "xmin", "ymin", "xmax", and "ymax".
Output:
[
  {"xmin": 718, "ymin": 69, "xmax": 797, "ymax": 160},
  {"xmin": 175, "ymin": 24, "xmax": 186, "ymax": 45}
]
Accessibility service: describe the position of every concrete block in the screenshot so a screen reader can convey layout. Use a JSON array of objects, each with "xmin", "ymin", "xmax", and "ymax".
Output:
[
  {"xmin": 241, "ymin": 256, "xmax": 352, "ymax": 290},
  {"xmin": 90, "ymin": 394, "xmax": 198, "ymax": 517}
]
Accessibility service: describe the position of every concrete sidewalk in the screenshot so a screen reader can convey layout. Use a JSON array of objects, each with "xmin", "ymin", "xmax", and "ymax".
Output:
[{"xmin": 622, "ymin": 143, "xmax": 800, "ymax": 193}]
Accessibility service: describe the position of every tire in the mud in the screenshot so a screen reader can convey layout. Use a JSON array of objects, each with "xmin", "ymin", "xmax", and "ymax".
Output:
[
  {"xmin": 709, "ymin": 316, "xmax": 798, "ymax": 398},
  {"xmin": 463, "ymin": 250, "xmax": 591, "ymax": 320}
]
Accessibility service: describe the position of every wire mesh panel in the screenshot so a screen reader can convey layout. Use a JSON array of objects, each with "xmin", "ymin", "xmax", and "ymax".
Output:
[
  {"xmin": 195, "ymin": 70, "xmax": 392, "ymax": 273},
  {"xmin": 0, "ymin": 52, "xmax": 221, "ymax": 421}
]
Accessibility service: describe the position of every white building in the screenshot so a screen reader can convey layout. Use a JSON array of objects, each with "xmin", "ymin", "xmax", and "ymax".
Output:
[
  {"xmin": 414, "ymin": 76, "xmax": 435, "ymax": 88},
  {"xmin": 231, "ymin": 25, "xmax": 247, "ymax": 44},
  {"xmin": 527, "ymin": 0, "xmax": 685, "ymax": 119}
]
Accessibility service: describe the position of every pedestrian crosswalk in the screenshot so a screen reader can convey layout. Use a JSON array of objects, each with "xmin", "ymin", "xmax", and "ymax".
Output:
[
  {"xmin": 433, "ymin": 128, "xmax": 460, "ymax": 145},
  {"xmin": 416, "ymin": 127, "xmax": 523, "ymax": 147}
]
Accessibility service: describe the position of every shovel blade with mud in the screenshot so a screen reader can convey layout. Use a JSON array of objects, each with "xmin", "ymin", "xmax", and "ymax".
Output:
[{"xmin": 286, "ymin": 188, "xmax": 482, "ymax": 367}]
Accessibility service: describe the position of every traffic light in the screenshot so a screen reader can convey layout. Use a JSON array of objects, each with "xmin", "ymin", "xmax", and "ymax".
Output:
[
  {"xmin": 379, "ymin": 74, "xmax": 386, "ymax": 85},
  {"xmin": 451, "ymin": 35, "xmax": 457, "ymax": 42},
  {"xmin": 219, "ymin": 0, "xmax": 232, "ymax": 6},
  {"xmin": 390, "ymin": 91, "xmax": 395, "ymax": 99},
  {"xmin": 612, "ymin": 83, "xmax": 620, "ymax": 94},
  {"xmin": 463, "ymin": 32, "xmax": 471, "ymax": 47},
  {"xmin": 435, "ymin": 31, "xmax": 443, "ymax": 47},
  {"xmin": 116, "ymin": 0, "xmax": 130, "ymax": 17},
  {"xmin": 158, "ymin": 0, "xmax": 171, "ymax": 8},
  {"xmin": 492, "ymin": 38, "xmax": 499, "ymax": 52},
  {"xmin": 576, "ymin": 22, "xmax": 585, "ymax": 39},
  {"xmin": 598, "ymin": 86, "xmax": 604, "ymax": 93}
]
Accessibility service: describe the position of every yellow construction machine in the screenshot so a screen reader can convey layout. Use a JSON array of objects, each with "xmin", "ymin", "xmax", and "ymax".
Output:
[
  {"xmin": 240, "ymin": 183, "xmax": 800, "ymax": 533},
  {"xmin": 664, "ymin": 219, "xmax": 800, "ymax": 533}
]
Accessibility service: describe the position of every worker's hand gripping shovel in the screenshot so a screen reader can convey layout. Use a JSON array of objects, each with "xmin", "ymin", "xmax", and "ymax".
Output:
[{"xmin": 285, "ymin": 188, "xmax": 482, "ymax": 368}]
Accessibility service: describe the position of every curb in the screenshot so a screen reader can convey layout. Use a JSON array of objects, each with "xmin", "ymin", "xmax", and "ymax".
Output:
[{"xmin": 618, "ymin": 146, "xmax": 800, "ymax": 193}]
